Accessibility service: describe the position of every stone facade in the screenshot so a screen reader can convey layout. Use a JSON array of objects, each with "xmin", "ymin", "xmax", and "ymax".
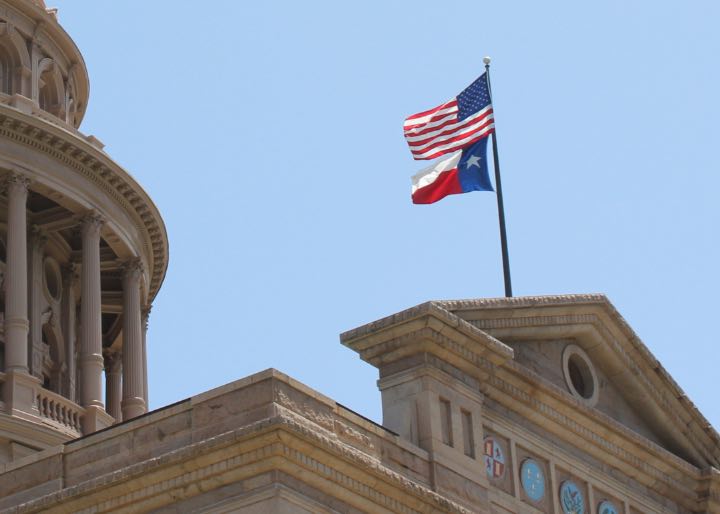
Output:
[
  {"xmin": 342, "ymin": 296, "xmax": 720, "ymax": 513},
  {"xmin": 0, "ymin": 1, "xmax": 718, "ymax": 513},
  {"xmin": 0, "ymin": 296, "xmax": 718, "ymax": 512}
]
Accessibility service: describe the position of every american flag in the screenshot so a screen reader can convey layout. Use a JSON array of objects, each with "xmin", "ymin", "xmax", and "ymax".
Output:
[{"xmin": 403, "ymin": 72, "xmax": 495, "ymax": 161}]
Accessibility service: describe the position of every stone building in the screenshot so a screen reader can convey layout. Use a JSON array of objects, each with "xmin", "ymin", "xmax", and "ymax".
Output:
[{"xmin": 0, "ymin": 1, "xmax": 718, "ymax": 512}]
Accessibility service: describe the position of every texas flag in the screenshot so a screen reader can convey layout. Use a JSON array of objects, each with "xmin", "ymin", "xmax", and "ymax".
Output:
[{"xmin": 411, "ymin": 136, "xmax": 493, "ymax": 204}]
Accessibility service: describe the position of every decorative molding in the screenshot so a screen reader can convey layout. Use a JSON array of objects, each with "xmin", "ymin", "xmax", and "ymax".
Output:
[
  {"xmin": 343, "ymin": 299, "xmax": 707, "ymax": 509},
  {"xmin": 78, "ymin": 211, "xmax": 103, "ymax": 239},
  {"xmin": 483, "ymin": 369, "xmax": 700, "ymax": 507},
  {"xmin": 11, "ymin": 413, "xmax": 473, "ymax": 514},
  {"xmin": 102, "ymin": 351, "xmax": 121, "ymax": 374},
  {"xmin": 28, "ymin": 224, "xmax": 47, "ymax": 249},
  {"xmin": 467, "ymin": 310, "xmax": 720, "ymax": 467},
  {"xmin": 141, "ymin": 305, "xmax": 151, "ymax": 332},
  {"xmin": 5, "ymin": 170, "xmax": 29, "ymax": 193},
  {"xmin": 439, "ymin": 295, "xmax": 720, "ymax": 459},
  {"xmin": 121, "ymin": 257, "xmax": 143, "ymax": 284},
  {"xmin": 60, "ymin": 262, "xmax": 76, "ymax": 283},
  {"xmin": 276, "ymin": 388, "xmax": 334, "ymax": 432},
  {"xmin": 437, "ymin": 294, "xmax": 610, "ymax": 311},
  {"xmin": 0, "ymin": 105, "xmax": 167, "ymax": 301}
]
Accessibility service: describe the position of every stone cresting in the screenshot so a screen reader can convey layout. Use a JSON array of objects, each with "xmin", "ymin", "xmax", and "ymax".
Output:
[{"xmin": 0, "ymin": 104, "xmax": 168, "ymax": 301}]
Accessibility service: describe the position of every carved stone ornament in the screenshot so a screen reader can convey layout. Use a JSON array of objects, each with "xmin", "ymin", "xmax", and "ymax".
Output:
[
  {"xmin": 79, "ymin": 211, "xmax": 104, "ymax": 236},
  {"xmin": 103, "ymin": 351, "xmax": 122, "ymax": 373},
  {"xmin": 141, "ymin": 305, "xmax": 151, "ymax": 330},
  {"xmin": 29, "ymin": 224, "xmax": 48, "ymax": 249},
  {"xmin": 122, "ymin": 257, "xmax": 143, "ymax": 283},
  {"xmin": 5, "ymin": 171, "xmax": 29, "ymax": 193},
  {"xmin": 62, "ymin": 262, "xmax": 77, "ymax": 284}
]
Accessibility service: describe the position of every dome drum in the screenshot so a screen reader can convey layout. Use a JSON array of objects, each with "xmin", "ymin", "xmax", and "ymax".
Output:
[
  {"xmin": 0, "ymin": 2, "xmax": 167, "ymax": 459},
  {"xmin": 0, "ymin": 0, "xmax": 89, "ymax": 129}
]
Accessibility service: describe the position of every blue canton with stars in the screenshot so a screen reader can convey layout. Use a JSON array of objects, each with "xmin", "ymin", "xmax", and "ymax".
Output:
[
  {"xmin": 457, "ymin": 72, "xmax": 492, "ymax": 121},
  {"xmin": 458, "ymin": 136, "xmax": 493, "ymax": 193}
]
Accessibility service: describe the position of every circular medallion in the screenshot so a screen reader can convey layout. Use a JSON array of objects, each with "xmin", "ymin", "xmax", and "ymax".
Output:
[
  {"xmin": 482, "ymin": 437, "xmax": 505, "ymax": 479},
  {"xmin": 598, "ymin": 500, "xmax": 618, "ymax": 514},
  {"xmin": 520, "ymin": 459, "xmax": 545, "ymax": 502},
  {"xmin": 559, "ymin": 480, "xmax": 584, "ymax": 514}
]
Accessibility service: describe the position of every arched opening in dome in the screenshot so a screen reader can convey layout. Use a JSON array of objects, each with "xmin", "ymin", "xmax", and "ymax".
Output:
[
  {"xmin": 38, "ymin": 59, "xmax": 64, "ymax": 117},
  {"xmin": 0, "ymin": 45, "xmax": 11, "ymax": 94},
  {"xmin": 0, "ymin": 23, "xmax": 31, "ymax": 96},
  {"xmin": 65, "ymin": 79, "xmax": 77, "ymax": 125}
]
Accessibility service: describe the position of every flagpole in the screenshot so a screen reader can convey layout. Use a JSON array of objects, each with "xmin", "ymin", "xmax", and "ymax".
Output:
[{"xmin": 484, "ymin": 56, "xmax": 513, "ymax": 297}]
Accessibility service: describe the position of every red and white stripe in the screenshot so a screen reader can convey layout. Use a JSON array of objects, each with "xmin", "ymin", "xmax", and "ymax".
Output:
[
  {"xmin": 410, "ymin": 150, "xmax": 463, "ymax": 204},
  {"xmin": 403, "ymin": 100, "xmax": 494, "ymax": 161}
]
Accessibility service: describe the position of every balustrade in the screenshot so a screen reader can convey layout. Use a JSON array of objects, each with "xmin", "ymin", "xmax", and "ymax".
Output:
[{"xmin": 35, "ymin": 388, "xmax": 84, "ymax": 434}]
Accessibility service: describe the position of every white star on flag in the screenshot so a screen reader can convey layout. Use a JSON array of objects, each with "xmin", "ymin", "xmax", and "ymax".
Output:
[{"xmin": 465, "ymin": 155, "xmax": 482, "ymax": 169}]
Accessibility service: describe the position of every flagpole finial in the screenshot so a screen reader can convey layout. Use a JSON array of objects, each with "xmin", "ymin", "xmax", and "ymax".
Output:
[{"xmin": 483, "ymin": 56, "xmax": 491, "ymax": 65}]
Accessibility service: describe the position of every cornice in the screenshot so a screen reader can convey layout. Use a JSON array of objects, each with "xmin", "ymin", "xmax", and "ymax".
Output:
[
  {"xmin": 697, "ymin": 467, "xmax": 720, "ymax": 513},
  {"xmin": 342, "ymin": 299, "xmax": 714, "ymax": 509},
  {"xmin": 485, "ymin": 362, "xmax": 701, "ymax": 507},
  {"xmin": 340, "ymin": 300, "xmax": 514, "ymax": 368},
  {"xmin": 0, "ymin": 413, "xmax": 70, "ymax": 456},
  {"xmin": 462, "ymin": 305, "xmax": 720, "ymax": 468},
  {"xmin": 0, "ymin": 103, "xmax": 168, "ymax": 302},
  {"xmin": 437, "ymin": 293, "xmax": 611, "ymax": 312},
  {"xmin": 6, "ymin": 413, "xmax": 473, "ymax": 514}
]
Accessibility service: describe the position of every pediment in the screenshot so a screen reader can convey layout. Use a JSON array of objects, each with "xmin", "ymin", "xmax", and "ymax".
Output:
[{"xmin": 437, "ymin": 294, "xmax": 720, "ymax": 469}]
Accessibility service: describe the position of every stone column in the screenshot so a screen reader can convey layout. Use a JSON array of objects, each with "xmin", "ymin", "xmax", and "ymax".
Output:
[
  {"xmin": 61, "ymin": 264, "xmax": 77, "ymax": 401},
  {"xmin": 30, "ymin": 42, "xmax": 40, "ymax": 102},
  {"xmin": 79, "ymin": 213, "xmax": 104, "ymax": 409},
  {"xmin": 27, "ymin": 226, "xmax": 47, "ymax": 380},
  {"xmin": 121, "ymin": 259, "xmax": 145, "ymax": 420},
  {"xmin": 141, "ymin": 307, "xmax": 150, "ymax": 409},
  {"xmin": 4, "ymin": 173, "xmax": 30, "ymax": 373},
  {"xmin": 104, "ymin": 352, "xmax": 122, "ymax": 422}
]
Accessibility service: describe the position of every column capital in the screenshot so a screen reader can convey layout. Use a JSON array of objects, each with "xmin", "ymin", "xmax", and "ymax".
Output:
[
  {"xmin": 29, "ymin": 224, "xmax": 48, "ymax": 249},
  {"xmin": 80, "ymin": 211, "xmax": 104, "ymax": 237},
  {"xmin": 122, "ymin": 258, "xmax": 143, "ymax": 284},
  {"xmin": 103, "ymin": 351, "xmax": 122, "ymax": 374},
  {"xmin": 62, "ymin": 262, "xmax": 78, "ymax": 282},
  {"xmin": 5, "ymin": 172, "xmax": 30, "ymax": 194}
]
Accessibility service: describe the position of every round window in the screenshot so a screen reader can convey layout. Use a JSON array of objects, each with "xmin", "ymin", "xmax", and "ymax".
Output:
[
  {"xmin": 43, "ymin": 257, "xmax": 62, "ymax": 302},
  {"xmin": 562, "ymin": 344, "xmax": 599, "ymax": 406}
]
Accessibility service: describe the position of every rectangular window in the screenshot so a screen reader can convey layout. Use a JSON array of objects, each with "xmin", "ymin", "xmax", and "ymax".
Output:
[
  {"xmin": 461, "ymin": 409, "xmax": 474, "ymax": 458},
  {"xmin": 439, "ymin": 398, "xmax": 453, "ymax": 447}
]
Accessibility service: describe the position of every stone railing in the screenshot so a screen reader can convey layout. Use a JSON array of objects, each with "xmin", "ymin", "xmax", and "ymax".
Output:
[
  {"xmin": 36, "ymin": 388, "xmax": 84, "ymax": 435},
  {"xmin": 0, "ymin": 92, "xmax": 86, "ymax": 141},
  {"xmin": 30, "ymin": 105, "xmax": 77, "ymax": 134}
]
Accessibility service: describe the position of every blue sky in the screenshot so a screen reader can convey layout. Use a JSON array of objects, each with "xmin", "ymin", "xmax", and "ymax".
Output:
[{"xmin": 51, "ymin": 1, "xmax": 718, "ymax": 430}]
